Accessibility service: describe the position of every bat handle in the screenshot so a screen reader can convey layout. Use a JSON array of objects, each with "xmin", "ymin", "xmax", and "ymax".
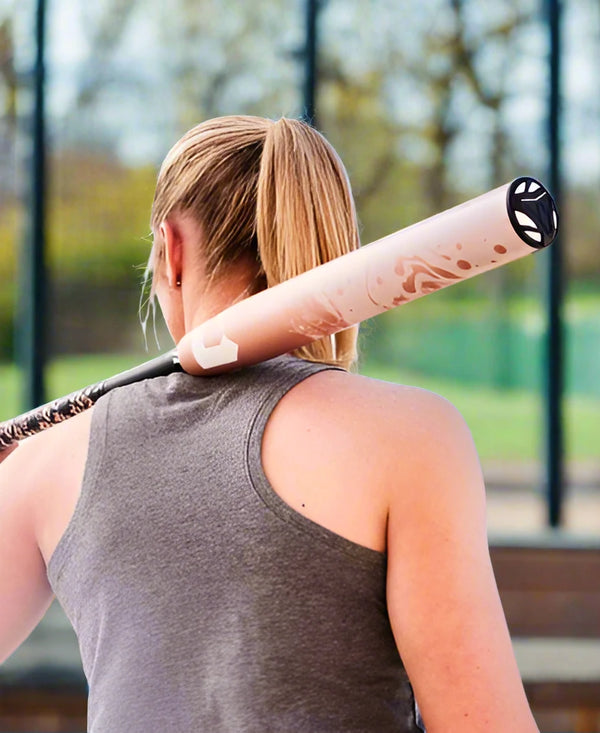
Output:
[
  {"xmin": 0, "ymin": 382, "xmax": 107, "ymax": 450},
  {"xmin": 0, "ymin": 351, "xmax": 181, "ymax": 451}
]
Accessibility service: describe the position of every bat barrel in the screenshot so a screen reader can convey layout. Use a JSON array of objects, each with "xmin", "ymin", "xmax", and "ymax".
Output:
[
  {"xmin": 177, "ymin": 177, "xmax": 558, "ymax": 376},
  {"xmin": 0, "ymin": 178, "xmax": 558, "ymax": 449}
]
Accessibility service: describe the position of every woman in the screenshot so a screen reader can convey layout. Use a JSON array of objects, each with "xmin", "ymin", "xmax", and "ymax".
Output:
[{"xmin": 0, "ymin": 116, "xmax": 538, "ymax": 732}]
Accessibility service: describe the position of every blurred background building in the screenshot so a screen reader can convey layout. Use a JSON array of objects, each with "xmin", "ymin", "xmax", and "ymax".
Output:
[{"xmin": 0, "ymin": 1, "xmax": 599, "ymax": 731}]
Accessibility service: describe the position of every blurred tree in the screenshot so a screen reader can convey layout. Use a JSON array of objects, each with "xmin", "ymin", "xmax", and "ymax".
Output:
[
  {"xmin": 0, "ymin": 11, "xmax": 17, "ymax": 194},
  {"xmin": 1, "ymin": 0, "xmax": 599, "ymax": 361},
  {"xmin": 73, "ymin": 0, "xmax": 139, "ymax": 110},
  {"xmin": 153, "ymin": 0, "xmax": 300, "ymax": 130},
  {"xmin": 43, "ymin": 0, "xmax": 544, "ymax": 216},
  {"xmin": 0, "ymin": 15, "xmax": 16, "ymax": 126},
  {"xmin": 320, "ymin": 0, "xmax": 539, "ymax": 212},
  {"xmin": 318, "ymin": 64, "xmax": 429, "ymax": 243},
  {"xmin": 419, "ymin": 0, "xmax": 535, "ymax": 208},
  {"xmin": 0, "ymin": 5, "xmax": 18, "ymax": 358}
]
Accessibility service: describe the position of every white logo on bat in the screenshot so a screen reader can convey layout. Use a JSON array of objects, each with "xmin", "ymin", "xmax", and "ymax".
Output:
[{"xmin": 191, "ymin": 332, "xmax": 239, "ymax": 369}]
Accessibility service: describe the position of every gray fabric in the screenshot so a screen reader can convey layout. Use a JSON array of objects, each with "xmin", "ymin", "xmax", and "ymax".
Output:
[{"xmin": 47, "ymin": 355, "xmax": 422, "ymax": 732}]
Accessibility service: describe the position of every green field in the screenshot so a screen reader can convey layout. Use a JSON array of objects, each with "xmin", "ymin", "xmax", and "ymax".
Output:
[{"xmin": 1, "ymin": 354, "xmax": 598, "ymax": 462}]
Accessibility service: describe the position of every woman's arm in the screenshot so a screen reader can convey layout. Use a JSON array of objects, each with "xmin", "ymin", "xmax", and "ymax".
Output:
[
  {"xmin": 0, "ymin": 438, "xmax": 55, "ymax": 662},
  {"xmin": 383, "ymin": 388, "xmax": 538, "ymax": 732},
  {"xmin": 0, "ymin": 410, "xmax": 91, "ymax": 663}
]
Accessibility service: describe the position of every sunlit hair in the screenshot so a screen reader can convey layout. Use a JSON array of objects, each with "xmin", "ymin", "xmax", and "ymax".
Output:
[{"xmin": 147, "ymin": 115, "xmax": 360, "ymax": 371}]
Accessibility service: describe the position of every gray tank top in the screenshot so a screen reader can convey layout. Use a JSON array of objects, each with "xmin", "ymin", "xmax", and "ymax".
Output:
[{"xmin": 47, "ymin": 356, "xmax": 423, "ymax": 732}]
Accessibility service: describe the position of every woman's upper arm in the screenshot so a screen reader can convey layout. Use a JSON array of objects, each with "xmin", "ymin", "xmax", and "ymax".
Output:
[
  {"xmin": 0, "ymin": 438, "xmax": 55, "ymax": 663},
  {"xmin": 0, "ymin": 410, "xmax": 92, "ymax": 664},
  {"xmin": 383, "ymin": 388, "xmax": 538, "ymax": 732}
]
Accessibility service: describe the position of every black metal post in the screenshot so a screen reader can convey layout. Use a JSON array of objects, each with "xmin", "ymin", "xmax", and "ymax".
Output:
[
  {"xmin": 302, "ymin": 0, "xmax": 319, "ymax": 127},
  {"xmin": 545, "ymin": 0, "xmax": 564, "ymax": 527},
  {"xmin": 18, "ymin": 0, "xmax": 48, "ymax": 409}
]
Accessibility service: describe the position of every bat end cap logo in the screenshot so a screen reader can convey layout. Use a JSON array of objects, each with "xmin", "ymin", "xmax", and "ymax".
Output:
[{"xmin": 506, "ymin": 176, "xmax": 559, "ymax": 249}]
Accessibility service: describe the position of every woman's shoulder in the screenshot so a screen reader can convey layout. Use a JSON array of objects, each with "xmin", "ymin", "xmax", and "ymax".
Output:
[
  {"xmin": 272, "ymin": 366, "xmax": 479, "ymax": 495},
  {"xmin": 262, "ymin": 366, "xmax": 483, "ymax": 554},
  {"xmin": 295, "ymin": 367, "xmax": 469, "ymax": 446},
  {"xmin": 0, "ymin": 409, "xmax": 94, "ymax": 533}
]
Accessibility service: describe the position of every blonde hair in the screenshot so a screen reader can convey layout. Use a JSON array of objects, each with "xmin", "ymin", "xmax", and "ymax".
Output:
[{"xmin": 149, "ymin": 115, "xmax": 360, "ymax": 370}]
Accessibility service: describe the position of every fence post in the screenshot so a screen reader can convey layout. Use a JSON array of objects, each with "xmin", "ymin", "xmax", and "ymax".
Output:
[
  {"xmin": 302, "ymin": 0, "xmax": 320, "ymax": 127},
  {"xmin": 545, "ymin": 0, "xmax": 565, "ymax": 527},
  {"xmin": 17, "ymin": 0, "xmax": 48, "ymax": 409}
]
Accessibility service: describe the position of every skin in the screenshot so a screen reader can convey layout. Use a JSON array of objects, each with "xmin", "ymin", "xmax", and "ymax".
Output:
[{"xmin": 0, "ymin": 212, "xmax": 539, "ymax": 732}]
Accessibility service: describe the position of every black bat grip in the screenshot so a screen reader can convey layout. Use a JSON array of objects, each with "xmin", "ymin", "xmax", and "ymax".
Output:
[
  {"xmin": 0, "ymin": 352, "xmax": 182, "ymax": 450},
  {"xmin": 102, "ymin": 351, "xmax": 181, "ymax": 390}
]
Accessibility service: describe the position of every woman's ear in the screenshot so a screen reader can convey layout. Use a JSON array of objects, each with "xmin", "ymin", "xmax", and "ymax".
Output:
[{"xmin": 159, "ymin": 219, "xmax": 183, "ymax": 288}]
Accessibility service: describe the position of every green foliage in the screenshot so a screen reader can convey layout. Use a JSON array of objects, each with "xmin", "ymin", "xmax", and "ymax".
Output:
[
  {"xmin": 47, "ymin": 153, "xmax": 157, "ymax": 281},
  {"xmin": 0, "ymin": 154, "xmax": 158, "ymax": 358},
  {"xmin": 0, "ymin": 198, "xmax": 18, "ymax": 282},
  {"xmin": 363, "ymin": 287, "xmax": 600, "ymax": 397},
  {"xmin": 0, "ymin": 199, "xmax": 18, "ymax": 357}
]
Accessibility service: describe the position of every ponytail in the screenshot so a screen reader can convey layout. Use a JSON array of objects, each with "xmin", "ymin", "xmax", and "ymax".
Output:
[
  {"xmin": 256, "ymin": 118, "xmax": 360, "ymax": 370},
  {"xmin": 150, "ymin": 115, "xmax": 360, "ymax": 371}
]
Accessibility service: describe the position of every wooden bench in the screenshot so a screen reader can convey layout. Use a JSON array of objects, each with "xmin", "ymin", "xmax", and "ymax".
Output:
[{"xmin": 490, "ymin": 536, "xmax": 600, "ymax": 733}]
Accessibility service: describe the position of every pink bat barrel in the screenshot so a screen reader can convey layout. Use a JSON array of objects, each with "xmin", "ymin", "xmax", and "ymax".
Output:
[
  {"xmin": 0, "ymin": 176, "xmax": 557, "ymax": 450},
  {"xmin": 177, "ymin": 176, "xmax": 558, "ymax": 375}
]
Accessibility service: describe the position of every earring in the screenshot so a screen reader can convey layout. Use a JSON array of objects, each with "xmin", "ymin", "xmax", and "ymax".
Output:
[{"xmin": 176, "ymin": 278, "xmax": 181, "ymax": 287}]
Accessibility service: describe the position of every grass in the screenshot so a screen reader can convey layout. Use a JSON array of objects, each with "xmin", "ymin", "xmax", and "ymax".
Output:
[{"xmin": 1, "ymin": 354, "xmax": 598, "ymax": 462}]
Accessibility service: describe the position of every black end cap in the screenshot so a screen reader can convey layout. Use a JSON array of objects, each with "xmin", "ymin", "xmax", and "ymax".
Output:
[{"xmin": 506, "ymin": 177, "xmax": 559, "ymax": 249}]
